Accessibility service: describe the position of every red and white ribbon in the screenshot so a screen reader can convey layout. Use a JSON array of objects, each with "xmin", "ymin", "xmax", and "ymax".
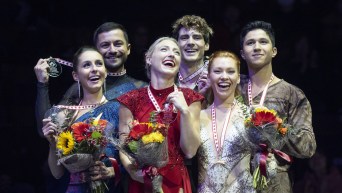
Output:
[
  {"xmin": 248, "ymin": 74, "xmax": 274, "ymax": 106},
  {"xmin": 51, "ymin": 58, "xmax": 126, "ymax": 77},
  {"xmin": 211, "ymin": 100, "xmax": 236, "ymax": 157}
]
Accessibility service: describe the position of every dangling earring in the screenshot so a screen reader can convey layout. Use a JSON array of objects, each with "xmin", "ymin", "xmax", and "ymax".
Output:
[
  {"xmin": 103, "ymin": 79, "xmax": 107, "ymax": 95},
  {"xmin": 78, "ymin": 80, "xmax": 81, "ymax": 99}
]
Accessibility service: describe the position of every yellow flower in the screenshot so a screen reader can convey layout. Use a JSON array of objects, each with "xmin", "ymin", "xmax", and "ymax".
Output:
[
  {"xmin": 56, "ymin": 131, "xmax": 75, "ymax": 155},
  {"xmin": 255, "ymin": 107, "xmax": 277, "ymax": 116},
  {"xmin": 254, "ymin": 106, "xmax": 268, "ymax": 112},
  {"xmin": 92, "ymin": 112, "xmax": 103, "ymax": 126},
  {"xmin": 141, "ymin": 131, "xmax": 165, "ymax": 144},
  {"xmin": 245, "ymin": 117, "xmax": 252, "ymax": 126}
]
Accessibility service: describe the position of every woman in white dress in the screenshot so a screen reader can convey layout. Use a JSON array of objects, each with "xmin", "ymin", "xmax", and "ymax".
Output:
[{"xmin": 197, "ymin": 51, "xmax": 255, "ymax": 193}]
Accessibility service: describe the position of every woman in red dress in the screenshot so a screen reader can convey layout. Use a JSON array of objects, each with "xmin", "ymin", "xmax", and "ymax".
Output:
[{"xmin": 117, "ymin": 37, "xmax": 204, "ymax": 193}]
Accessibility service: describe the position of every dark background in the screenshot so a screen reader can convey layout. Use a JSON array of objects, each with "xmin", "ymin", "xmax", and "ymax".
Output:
[{"xmin": 1, "ymin": 0, "xmax": 341, "ymax": 192}]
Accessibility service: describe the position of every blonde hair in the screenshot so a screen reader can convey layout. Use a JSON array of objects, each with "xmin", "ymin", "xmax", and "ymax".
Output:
[{"xmin": 144, "ymin": 37, "xmax": 179, "ymax": 79}]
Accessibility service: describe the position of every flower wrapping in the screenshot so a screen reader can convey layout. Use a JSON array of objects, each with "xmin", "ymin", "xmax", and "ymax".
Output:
[
  {"xmin": 245, "ymin": 106, "xmax": 292, "ymax": 191},
  {"xmin": 58, "ymin": 153, "xmax": 95, "ymax": 173},
  {"xmin": 111, "ymin": 120, "xmax": 169, "ymax": 169},
  {"xmin": 108, "ymin": 112, "xmax": 170, "ymax": 193},
  {"xmin": 54, "ymin": 113, "xmax": 112, "ymax": 193}
]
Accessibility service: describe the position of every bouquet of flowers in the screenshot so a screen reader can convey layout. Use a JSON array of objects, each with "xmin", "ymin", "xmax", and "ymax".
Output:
[
  {"xmin": 245, "ymin": 106, "xmax": 292, "ymax": 190},
  {"xmin": 110, "ymin": 112, "xmax": 169, "ymax": 193},
  {"xmin": 123, "ymin": 119, "xmax": 169, "ymax": 168},
  {"xmin": 55, "ymin": 113, "xmax": 112, "ymax": 193}
]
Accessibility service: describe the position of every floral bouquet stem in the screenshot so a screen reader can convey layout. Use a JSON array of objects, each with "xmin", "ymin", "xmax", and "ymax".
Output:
[
  {"xmin": 143, "ymin": 166, "xmax": 164, "ymax": 193},
  {"xmin": 253, "ymin": 165, "xmax": 268, "ymax": 190},
  {"xmin": 151, "ymin": 175, "xmax": 164, "ymax": 193},
  {"xmin": 253, "ymin": 143, "xmax": 293, "ymax": 191},
  {"xmin": 252, "ymin": 144, "xmax": 269, "ymax": 191},
  {"xmin": 91, "ymin": 180, "xmax": 108, "ymax": 193}
]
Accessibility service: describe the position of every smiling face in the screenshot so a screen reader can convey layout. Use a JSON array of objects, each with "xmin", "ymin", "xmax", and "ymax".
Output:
[
  {"xmin": 209, "ymin": 55, "xmax": 240, "ymax": 101},
  {"xmin": 177, "ymin": 28, "xmax": 209, "ymax": 65},
  {"xmin": 146, "ymin": 38, "xmax": 181, "ymax": 80},
  {"xmin": 96, "ymin": 29, "xmax": 131, "ymax": 72},
  {"xmin": 72, "ymin": 50, "xmax": 107, "ymax": 95},
  {"xmin": 240, "ymin": 29, "xmax": 277, "ymax": 71}
]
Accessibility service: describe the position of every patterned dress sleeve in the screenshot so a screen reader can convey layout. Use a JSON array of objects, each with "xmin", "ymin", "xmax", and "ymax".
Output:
[
  {"xmin": 116, "ymin": 89, "xmax": 139, "ymax": 113},
  {"xmin": 282, "ymin": 86, "xmax": 316, "ymax": 158},
  {"xmin": 180, "ymin": 87, "xmax": 205, "ymax": 105}
]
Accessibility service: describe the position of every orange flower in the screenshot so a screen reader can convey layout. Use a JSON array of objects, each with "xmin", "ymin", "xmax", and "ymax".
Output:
[
  {"xmin": 278, "ymin": 127, "xmax": 287, "ymax": 136},
  {"xmin": 275, "ymin": 117, "xmax": 283, "ymax": 129},
  {"xmin": 97, "ymin": 119, "xmax": 108, "ymax": 130}
]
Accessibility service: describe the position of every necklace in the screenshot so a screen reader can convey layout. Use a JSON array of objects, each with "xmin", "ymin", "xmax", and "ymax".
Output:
[
  {"xmin": 178, "ymin": 62, "xmax": 208, "ymax": 83},
  {"xmin": 247, "ymin": 74, "xmax": 274, "ymax": 106},
  {"xmin": 211, "ymin": 100, "xmax": 236, "ymax": 158},
  {"xmin": 107, "ymin": 69, "xmax": 126, "ymax": 76}
]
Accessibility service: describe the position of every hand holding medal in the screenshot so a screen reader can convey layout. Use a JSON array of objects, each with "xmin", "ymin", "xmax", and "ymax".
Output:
[
  {"xmin": 161, "ymin": 102, "xmax": 177, "ymax": 125},
  {"xmin": 46, "ymin": 58, "xmax": 63, "ymax": 77},
  {"xmin": 46, "ymin": 57, "xmax": 73, "ymax": 77},
  {"xmin": 166, "ymin": 89, "xmax": 187, "ymax": 114},
  {"xmin": 34, "ymin": 57, "xmax": 73, "ymax": 81}
]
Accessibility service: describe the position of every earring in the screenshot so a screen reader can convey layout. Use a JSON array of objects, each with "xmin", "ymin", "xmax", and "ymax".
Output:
[
  {"xmin": 103, "ymin": 79, "xmax": 107, "ymax": 96},
  {"xmin": 77, "ymin": 80, "xmax": 81, "ymax": 99}
]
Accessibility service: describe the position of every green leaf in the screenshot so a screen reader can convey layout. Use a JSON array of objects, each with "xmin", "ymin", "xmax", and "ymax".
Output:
[
  {"xmin": 253, "ymin": 166, "xmax": 268, "ymax": 190},
  {"xmin": 91, "ymin": 131, "xmax": 102, "ymax": 139},
  {"xmin": 128, "ymin": 141, "xmax": 138, "ymax": 153}
]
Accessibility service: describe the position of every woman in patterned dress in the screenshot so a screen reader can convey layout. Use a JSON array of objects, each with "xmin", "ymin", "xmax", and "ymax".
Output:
[
  {"xmin": 197, "ymin": 51, "xmax": 255, "ymax": 193},
  {"xmin": 42, "ymin": 46, "xmax": 122, "ymax": 193}
]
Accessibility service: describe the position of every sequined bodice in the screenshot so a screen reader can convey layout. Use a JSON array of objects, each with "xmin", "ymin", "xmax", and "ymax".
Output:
[{"xmin": 197, "ymin": 102, "xmax": 255, "ymax": 193}]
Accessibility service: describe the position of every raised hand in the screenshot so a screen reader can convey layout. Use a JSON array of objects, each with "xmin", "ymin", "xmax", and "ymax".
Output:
[
  {"xmin": 197, "ymin": 70, "xmax": 211, "ymax": 95},
  {"xmin": 34, "ymin": 58, "xmax": 50, "ymax": 83},
  {"xmin": 166, "ymin": 90, "xmax": 188, "ymax": 114}
]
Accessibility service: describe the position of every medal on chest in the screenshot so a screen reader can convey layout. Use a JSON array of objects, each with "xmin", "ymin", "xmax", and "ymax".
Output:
[
  {"xmin": 206, "ymin": 101, "xmax": 236, "ymax": 193},
  {"xmin": 147, "ymin": 85, "xmax": 178, "ymax": 125}
]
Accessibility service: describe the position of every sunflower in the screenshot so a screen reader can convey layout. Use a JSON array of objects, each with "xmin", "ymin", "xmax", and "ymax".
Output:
[{"xmin": 57, "ymin": 131, "xmax": 75, "ymax": 155}]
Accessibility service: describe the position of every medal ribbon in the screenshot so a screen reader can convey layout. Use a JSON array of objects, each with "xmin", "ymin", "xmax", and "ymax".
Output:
[
  {"xmin": 50, "ymin": 58, "xmax": 126, "ymax": 77},
  {"xmin": 178, "ymin": 62, "xmax": 208, "ymax": 83},
  {"xmin": 147, "ymin": 85, "xmax": 178, "ymax": 112},
  {"xmin": 248, "ymin": 74, "xmax": 274, "ymax": 106},
  {"xmin": 56, "ymin": 96, "xmax": 106, "ymax": 110},
  {"xmin": 211, "ymin": 100, "xmax": 236, "ymax": 158},
  {"xmin": 54, "ymin": 58, "xmax": 73, "ymax": 67}
]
